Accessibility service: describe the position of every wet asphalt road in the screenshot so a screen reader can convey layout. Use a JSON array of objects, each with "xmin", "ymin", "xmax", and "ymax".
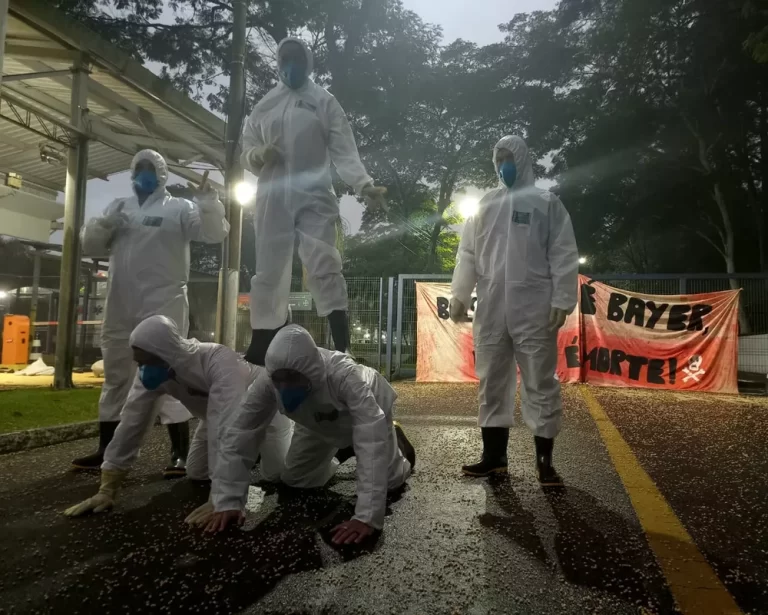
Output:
[{"xmin": 0, "ymin": 383, "xmax": 764, "ymax": 614}]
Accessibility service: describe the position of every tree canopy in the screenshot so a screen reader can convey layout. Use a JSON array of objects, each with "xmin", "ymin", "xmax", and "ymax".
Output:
[{"xmin": 55, "ymin": 0, "xmax": 768, "ymax": 279}]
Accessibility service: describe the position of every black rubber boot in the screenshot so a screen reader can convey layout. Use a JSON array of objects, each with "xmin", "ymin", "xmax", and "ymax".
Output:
[
  {"xmin": 335, "ymin": 446, "xmax": 356, "ymax": 465},
  {"xmin": 328, "ymin": 310, "xmax": 351, "ymax": 353},
  {"xmin": 462, "ymin": 427, "xmax": 509, "ymax": 477},
  {"xmin": 394, "ymin": 421, "xmax": 416, "ymax": 471},
  {"xmin": 244, "ymin": 327, "xmax": 282, "ymax": 366},
  {"xmin": 72, "ymin": 421, "xmax": 119, "ymax": 470},
  {"xmin": 164, "ymin": 421, "xmax": 190, "ymax": 479},
  {"xmin": 534, "ymin": 436, "xmax": 563, "ymax": 487}
]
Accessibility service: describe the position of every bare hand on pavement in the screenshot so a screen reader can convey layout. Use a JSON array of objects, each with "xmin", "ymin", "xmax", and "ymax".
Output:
[
  {"xmin": 331, "ymin": 519, "xmax": 374, "ymax": 544},
  {"xmin": 204, "ymin": 510, "xmax": 245, "ymax": 533}
]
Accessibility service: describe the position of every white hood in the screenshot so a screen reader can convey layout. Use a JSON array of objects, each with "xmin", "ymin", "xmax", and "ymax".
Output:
[
  {"xmin": 130, "ymin": 149, "xmax": 169, "ymax": 198},
  {"xmin": 128, "ymin": 315, "xmax": 199, "ymax": 369},
  {"xmin": 277, "ymin": 37, "xmax": 314, "ymax": 78},
  {"xmin": 265, "ymin": 325, "xmax": 326, "ymax": 390},
  {"xmin": 493, "ymin": 135, "xmax": 535, "ymax": 188}
]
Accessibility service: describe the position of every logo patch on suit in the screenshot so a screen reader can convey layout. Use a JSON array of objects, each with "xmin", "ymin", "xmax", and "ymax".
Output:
[
  {"xmin": 142, "ymin": 216, "xmax": 164, "ymax": 227},
  {"xmin": 512, "ymin": 211, "xmax": 531, "ymax": 225},
  {"xmin": 296, "ymin": 100, "xmax": 317, "ymax": 112},
  {"xmin": 314, "ymin": 408, "xmax": 339, "ymax": 423}
]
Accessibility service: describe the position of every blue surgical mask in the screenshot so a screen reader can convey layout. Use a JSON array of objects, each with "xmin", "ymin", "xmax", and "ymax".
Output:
[
  {"xmin": 499, "ymin": 161, "xmax": 517, "ymax": 188},
  {"xmin": 279, "ymin": 61, "xmax": 306, "ymax": 90},
  {"xmin": 139, "ymin": 364, "xmax": 170, "ymax": 391},
  {"xmin": 133, "ymin": 169, "xmax": 159, "ymax": 194},
  {"xmin": 279, "ymin": 387, "xmax": 309, "ymax": 412}
]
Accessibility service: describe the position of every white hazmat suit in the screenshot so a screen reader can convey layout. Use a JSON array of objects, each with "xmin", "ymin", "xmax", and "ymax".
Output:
[
  {"xmin": 64, "ymin": 316, "xmax": 293, "ymax": 517},
  {"xmin": 81, "ymin": 150, "xmax": 230, "ymax": 425},
  {"xmin": 451, "ymin": 136, "xmax": 579, "ymax": 438},
  {"xmin": 103, "ymin": 316, "xmax": 292, "ymax": 480},
  {"xmin": 212, "ymin": 325, "xmax": 412, "ymax": 530},
  {"xmin": 241, "ymin": 38, "xmax": 373, "ymax": 331}
]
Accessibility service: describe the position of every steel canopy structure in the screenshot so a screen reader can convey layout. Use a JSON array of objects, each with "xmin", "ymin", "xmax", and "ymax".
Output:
[{"xmin": 0, "ymin": 0, "xmax": 227, "ymax": 386}]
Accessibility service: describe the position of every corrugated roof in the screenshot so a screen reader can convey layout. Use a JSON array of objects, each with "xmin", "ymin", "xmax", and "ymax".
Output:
[{"xmin": 1, "ymin": 0, "xmax": 227, "ymax": 193}]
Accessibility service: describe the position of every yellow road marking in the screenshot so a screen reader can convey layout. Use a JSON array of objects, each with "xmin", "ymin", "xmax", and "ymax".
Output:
[{"xmin": 580, "ymin": 386, "xmax": 742, "ymax": 615}]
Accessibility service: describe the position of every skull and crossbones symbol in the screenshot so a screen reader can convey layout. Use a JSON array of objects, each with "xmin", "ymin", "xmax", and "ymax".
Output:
[{"xmin": 682, "ymin": 355, "xmax": 706, "ymax": 383}]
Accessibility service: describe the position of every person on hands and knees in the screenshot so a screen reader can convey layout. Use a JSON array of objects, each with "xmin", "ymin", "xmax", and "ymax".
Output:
[
  {"xmin": 450, "ymin": 135, "xmax": 579, "ymax": 486},
  {"xmin": 199, "ymin": 325, "xmax": 415, "ymax": 544},
  {"xmin": 240, "ymin": 37, "xmax": 387, "ymax": 365},
  {"xmin": 73, "ymin": 150, "xmax": 230, "ymax": 477},
  {"xmin": 63, "ymin": 316, "xmax": 292, "ymax": 518}
]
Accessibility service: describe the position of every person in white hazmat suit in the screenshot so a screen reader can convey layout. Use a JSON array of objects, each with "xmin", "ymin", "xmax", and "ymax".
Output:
[
  {"xmin": 74, "ymin": 150, "xmax": 230, "ymax": 476},
  {"xmin": 63, "ymin": 316, "xmax": 293, "ymax": 517},
  {"xmin": 450, "ymin": 135, "xmax": 579, "ymax": 485},
  {"xmin": 190, "ymin": 325, "xmax": 415, "ymax": 545},
  {"xmin": 240, "ymin": 37, "xmax": 388, "ymax": 366}
]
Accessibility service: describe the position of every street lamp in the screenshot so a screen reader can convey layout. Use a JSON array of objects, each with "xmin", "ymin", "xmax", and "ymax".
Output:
[
  {"xmin": 458, "ymin": 197, "xmax": 479, "ymax": 219},
  {"xmin": 234, "ymin": 180, "xmax": 256, "ymax": 206},
  {"xmin": 579, "ymin": 256, "xmax": 588, "ymax": 265}
]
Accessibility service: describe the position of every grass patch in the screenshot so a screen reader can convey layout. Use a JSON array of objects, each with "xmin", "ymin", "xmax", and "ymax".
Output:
[{"xmin": 0, "ymin": 388, "xmax": 100, "ymax": 434}]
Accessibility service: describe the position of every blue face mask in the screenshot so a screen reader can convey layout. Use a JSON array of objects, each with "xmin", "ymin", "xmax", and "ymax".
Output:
[
  {"xmin": 499, "ymin": 161, "xmax": 517, "ymax": 188},
  {"xmin": 279, "ymin": 61, "xmax": 306, "ymax": 90},
  {"xmin": 133, "ymin": 169, "xmax": 159, "ymax": 194},
  {"xmin": 139, "ymin": 364, "xmax": 170, "ymax": 391},
  {"xmin": 279, "ymin": 386, "xmax": 309, "ymax": 412}
]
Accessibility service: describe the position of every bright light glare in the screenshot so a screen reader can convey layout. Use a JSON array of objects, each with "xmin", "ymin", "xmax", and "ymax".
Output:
[
  {"xmin": 0, "ymin": 291, "xmax": 7, "ymax": 299},
  {"xmin": 458, "ymin": 198, "xmax": 479, "ymax": 219},
  {"xmin": 234, "ymin": 181, "xmax": 256, "ymax": 206},
  {"xmin": 579, "ymin": 256, "xmax": 587, "ymax": 265}
]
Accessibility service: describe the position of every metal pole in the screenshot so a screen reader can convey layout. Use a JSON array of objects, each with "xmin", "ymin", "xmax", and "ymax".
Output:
[
  {"xmin": 377, "ymin": 277, "xmax": 383, "ymax": 371},
  {"xmin": 54, "ymin": 57, "xmax": 89, "ymax": 389},
  {"xmin": 216, "ymin": 0, "xmax": 247, "ymax": 348},
  {"xmin": 395, "ymin": 274, "xmax": 404, "ymax": 378},
  {"xmin": 29, "ymin": 249, "xmax": 42, "ymax": 342},
  {"xmin": 79, "ymin": 265, "xmax": 92, "ymax": 368},
  {"xmin": 0, "ymin": 0, "xmax": 9, "ymax": 96},
  {"xmin": 385, "ymin": 277, "xmax": 394, "ymax": 380}
]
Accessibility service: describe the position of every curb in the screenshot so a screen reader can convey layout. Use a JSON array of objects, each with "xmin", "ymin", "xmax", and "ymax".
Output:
[{"xmin": 0, "ymin": 421, "xmax": 98, "ymax": 455}]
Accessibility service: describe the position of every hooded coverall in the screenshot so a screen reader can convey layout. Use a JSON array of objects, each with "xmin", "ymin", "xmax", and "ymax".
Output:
[
  {"xmin": 241, "ymin": 38, "xmax": 373, "ymax": 332},
  {"xmin": 80, "ymin": 150, "xmax": 230, "ymax": 425},
  {"xmin": 101, "ymin": 315, "xmax": 293, "ymax": 481},
  {"xmin": 451, "ymin": 136, "xmax": 579, "ymax": 438},
  {"xmin": 212, "ymin": 325, "xmax": 411, "ymax": 530}
]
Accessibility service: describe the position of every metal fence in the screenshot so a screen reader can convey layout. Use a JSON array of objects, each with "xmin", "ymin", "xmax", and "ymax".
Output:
[
  {"xmin": 0, "ymin": 275, "xmax": 386, "ymax": 370},
  {"xmin": 3, "ymin": 270, "xmax": 768, "ymax": 380}
]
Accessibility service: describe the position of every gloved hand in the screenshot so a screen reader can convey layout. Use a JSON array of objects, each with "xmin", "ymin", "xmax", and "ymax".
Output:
[
  {"xmin": 261, "ymin": 144, "xmax": 283, "ymax": 167},
  {"xmin": 63, "ymin": 469, "xmax": 127, "ymax": 517},
  {"xmin": 449, "ymin": 298, "xmax": 467, "ymax": 323},
  {"xmin": 241, "ymin": 147, "xmax": 263, "ymax": 173},
  {"xmin": 549, "ymin": 307, "xmax": 568, "ymax": 330},
  {"xmin": 184, "ymin": 171, "xmax": 219, "ymax": 206},
  {"xmin": 184, "ymin": 500, "xmax": 215, "ymax": 527},
  {"xmin": 99, "ymin": 202, "xmax": 128, "ymax": 231},
  {"xmin": 361, "ymin": 183, "xmax": 388, "ymax": 212}
]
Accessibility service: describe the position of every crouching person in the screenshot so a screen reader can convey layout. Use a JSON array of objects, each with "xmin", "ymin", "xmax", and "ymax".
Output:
[
  {"xmin": 196, "ymin": 325, "xmax": 415, "ymax": 544},
  {"xmin": 63, "ymin": 316, "xmax": 293, "ymax": 517}
]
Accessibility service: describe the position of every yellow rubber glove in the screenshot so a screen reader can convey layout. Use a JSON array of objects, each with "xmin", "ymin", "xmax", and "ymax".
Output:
[
  {"xmin": 63, "ymin": 469, "xmax": 127, "ymax": 517},
  {"xmin": 184, "ymin": 500, "xmax": 214, "ymax": 527}
]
